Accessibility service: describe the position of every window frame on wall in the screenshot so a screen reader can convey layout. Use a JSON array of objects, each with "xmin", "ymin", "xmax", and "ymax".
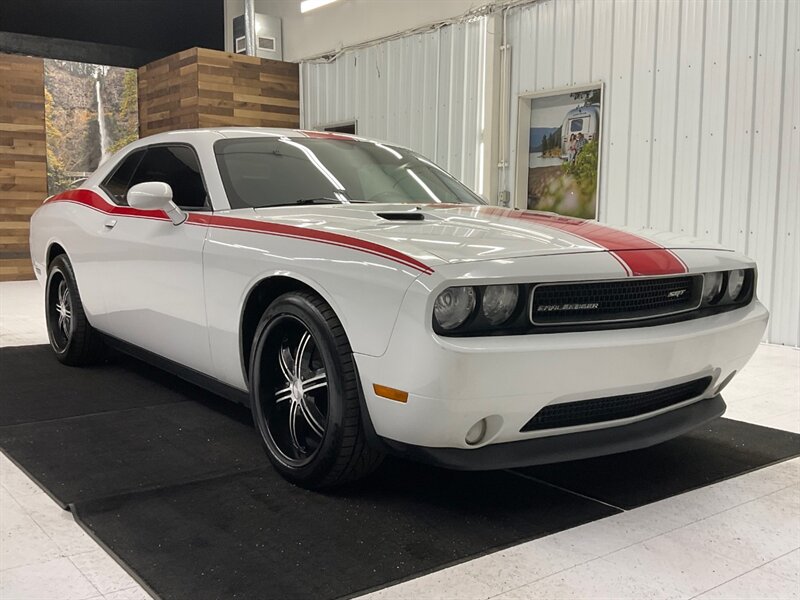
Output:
[
  {"xmin": 316, "ymin": 121, "xmax": 358, "ymax": 135},
  {"xmin": 514, "ymin": 82, "xmax": 604, "ymax": 218}
]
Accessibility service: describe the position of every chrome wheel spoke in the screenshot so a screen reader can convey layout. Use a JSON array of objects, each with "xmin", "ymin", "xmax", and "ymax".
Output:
[
  {"xmin": 295, "ymin": 332, "xmax": 311, "ymax": 376},
  {"xmin": 302, "ymin": 380, "xmax": 327, "ymax": 394},
  {"xmin": 278, "ymin": 346, "xmax": 294, "ymax": 382},
  {"xmin": 298, "ymin": 396, "xmax": 324, "ymax": 436},
  {"xmin": 58, "ymin": 281, "xmax": 67, "ymax": 306},
  {"xmin": 274, "ymin": 388, "xmax": 292, "ymax": 404},
  {"xmin": 301, "ymin": 370, "xmax": 326, "ymax": 387},
  {"xmin": 288, "ymin": 400, "xmax": 302, "ymax": 450}
]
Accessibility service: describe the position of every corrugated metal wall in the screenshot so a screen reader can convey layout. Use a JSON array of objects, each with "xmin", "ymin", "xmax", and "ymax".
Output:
[
  {"xmin": 508, "ymin": 0, "xmax": 798, "ymax": 346},
  {"xmin": 301, "ymin": 17, "xmax": 488, "ymax": 193},
  {"xmin": 301, "ymin": 0, "xmax": 798, "ymax": 346}
]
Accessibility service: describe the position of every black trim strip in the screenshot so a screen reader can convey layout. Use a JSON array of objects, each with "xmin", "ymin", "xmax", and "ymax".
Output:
[
  {"xmin": 100, "ymin": 333, "xmax": 250, "ymax": 406},
  {"xmin": 379, "ymin": 396, "xmax": 726, "ymax": 470}
]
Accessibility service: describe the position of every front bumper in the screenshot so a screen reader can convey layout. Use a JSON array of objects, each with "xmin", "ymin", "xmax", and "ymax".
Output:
[
  {"xmin": 380, "ymin": 395, "xmax": 726, "ymax": 470},
  {"xmin": 355, "ymin": 295, "xmax": 768, "ymax": 454}
]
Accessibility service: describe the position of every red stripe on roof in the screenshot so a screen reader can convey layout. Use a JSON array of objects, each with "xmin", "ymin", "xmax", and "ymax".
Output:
[{"xmin": 298, "ymin": 130, "xmax": 356, "ymax": 141}]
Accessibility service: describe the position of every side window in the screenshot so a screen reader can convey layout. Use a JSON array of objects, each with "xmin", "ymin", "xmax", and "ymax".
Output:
[
  {"xmin": 128, "ymin": 145, "xmax": 208, "ymax": 210},
  {"xmin": 102, "ymin": 149, "xmax": 146, "ymax": 205}
]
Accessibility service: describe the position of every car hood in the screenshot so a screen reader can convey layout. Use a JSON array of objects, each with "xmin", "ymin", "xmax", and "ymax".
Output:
[{"xmin": 238, "ymin": 203, "xmax": 726, "ymax": 266}]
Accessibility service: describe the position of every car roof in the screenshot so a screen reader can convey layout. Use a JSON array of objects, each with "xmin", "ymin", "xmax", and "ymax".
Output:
[{"xmin": 133, "ymin": 127, "xmax": 363, "ymax": 146}]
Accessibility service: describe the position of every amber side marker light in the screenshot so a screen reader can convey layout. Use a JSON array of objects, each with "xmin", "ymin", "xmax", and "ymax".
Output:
[{"xmin": 373, "ymin": 384, "xmax": 409, "ymax": 403}]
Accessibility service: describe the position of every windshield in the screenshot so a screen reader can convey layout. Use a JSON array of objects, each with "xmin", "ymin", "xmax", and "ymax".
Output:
[{"xmin": 214, "ymin": 137, "xmax": 484, "ymax": 209}]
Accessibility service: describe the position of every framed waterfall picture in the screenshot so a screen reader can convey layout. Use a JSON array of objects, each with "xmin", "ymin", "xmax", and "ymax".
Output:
[
  {"xmin": 514, "ymin": 82, "xmax": 603, "ymax": 219},
  {"xmin": 44, "ymin": 59, "xmax": 139, "ymax": 195}
]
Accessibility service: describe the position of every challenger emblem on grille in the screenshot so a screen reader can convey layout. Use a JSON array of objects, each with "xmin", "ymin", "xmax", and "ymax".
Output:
[
  {"xmin": 531, "ymin": 275, "xmax": 701, "ymax": 326},
  {"xmin": 537, "ymin": 303, "xmax": 600, "ymax": 312}
]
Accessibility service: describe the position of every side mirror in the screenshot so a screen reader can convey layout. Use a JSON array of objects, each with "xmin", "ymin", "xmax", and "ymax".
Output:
[{"xmin": 127, "ymin": 181, "xmax": 186, "ymax": 225}]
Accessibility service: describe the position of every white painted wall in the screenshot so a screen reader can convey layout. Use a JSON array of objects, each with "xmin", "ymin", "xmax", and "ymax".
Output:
[
  {"xmin": 224, "ymin": 0, "xmax": 487, "ymax": 61},
  {"xmin": 302, "ymin": 17, "xmax": 493, "ymax": 194},
  {"xmin": 504, "ymin": 0, "xmax": 799, "ymax": 346}
]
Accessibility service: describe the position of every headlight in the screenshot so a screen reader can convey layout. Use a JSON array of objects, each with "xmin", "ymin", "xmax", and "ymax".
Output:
[
  {"xmin": 702, "ymin": 272, "xmax": 724, "ymax": 304},
  {"xmin": 433, "ymin": 286, "xmax": 476, "ymax": 330},
  {"xmin": 727, "ymin": 269, "xmax": 746, "ymax": 300},
  {"xmin": 481, "ymin": 285, "xmax": 519, "ymax": 325}
]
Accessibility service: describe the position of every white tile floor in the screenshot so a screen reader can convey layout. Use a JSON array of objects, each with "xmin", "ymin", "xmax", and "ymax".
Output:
[{"xmin": 1, "ymin": 279, "xmax": 798, "ymax": 600}]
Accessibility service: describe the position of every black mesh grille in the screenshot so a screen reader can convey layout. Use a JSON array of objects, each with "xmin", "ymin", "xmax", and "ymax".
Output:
[
  {"xmin": 521, "ymin": 376, "xmax": 713, "ymax": 432},
  {"xmin": 531, "ymin": 275, "xmax": 702, "ymax": 325}
]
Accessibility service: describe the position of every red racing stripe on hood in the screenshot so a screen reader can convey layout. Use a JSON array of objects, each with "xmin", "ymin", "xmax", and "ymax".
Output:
[
  {"xmin": 188, "ymin": 213, "xmax": 434, "ymax": 274},
  {"xmin": 44, "ymin": 189, "xmax": 434, "ymax": 275},
  {"xmin": 479, "ymin": 207, "xmax": 687, "ymax": 276}
]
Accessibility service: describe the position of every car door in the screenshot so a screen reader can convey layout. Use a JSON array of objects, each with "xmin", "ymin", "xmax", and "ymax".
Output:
[{"xmin": 97, "ymin": 144, "xmax": 212, "ymax": 373}]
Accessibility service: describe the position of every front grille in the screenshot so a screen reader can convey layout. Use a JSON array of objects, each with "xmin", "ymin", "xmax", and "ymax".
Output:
[
  {"xmin": 531, "ymin": 275, "xmax": 703, "ymax": 326},
  {"xmin": 521, "ymin": 376, "xmax": 713, "ymax": 432}
]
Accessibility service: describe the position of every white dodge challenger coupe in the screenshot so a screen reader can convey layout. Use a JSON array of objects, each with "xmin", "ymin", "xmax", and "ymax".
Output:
[{"xmin": 29, "ymin": 128, "xmax": 768, "ymax": 489}]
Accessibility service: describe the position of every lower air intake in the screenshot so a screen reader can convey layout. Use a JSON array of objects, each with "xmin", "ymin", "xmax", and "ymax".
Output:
[{"xmin": 521, "ymin": 376, "xmax": 713, "ymax": 432}]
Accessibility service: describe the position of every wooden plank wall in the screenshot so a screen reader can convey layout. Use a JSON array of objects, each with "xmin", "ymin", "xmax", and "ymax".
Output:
[
  {"xmin": 0, "ymin": 53, "xmax": 46, "ymax": 282},
  {"xmin": 137, "ymin": 48, "xmax": 200, "ymax": 136},
  {"xmin": 139, "ymin": 47, "xmax": 299, "ymax": 137}
]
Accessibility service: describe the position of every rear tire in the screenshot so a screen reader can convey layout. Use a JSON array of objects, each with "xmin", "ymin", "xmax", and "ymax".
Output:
[
  {"xmin": 45, "ymin": 255, "xmax": 104, "ymax": 366},
  {"xmin": 249, "ymin": 291, "xmax": 383, "ymax": 489}
]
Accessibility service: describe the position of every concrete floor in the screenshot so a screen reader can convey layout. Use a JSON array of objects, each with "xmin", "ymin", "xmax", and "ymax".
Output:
[{"xmin": 1, "ymin": 279, "xmax": 798, "ymax": 600}]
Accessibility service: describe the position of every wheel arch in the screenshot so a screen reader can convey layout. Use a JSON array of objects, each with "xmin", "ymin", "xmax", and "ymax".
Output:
[
  {"xmin": 239, "ymin": 274, "xmax": 345, "ymax": 385},
  {"xmin": 46, "ymin": 241, "xmax": 68, "ymax": 267}
]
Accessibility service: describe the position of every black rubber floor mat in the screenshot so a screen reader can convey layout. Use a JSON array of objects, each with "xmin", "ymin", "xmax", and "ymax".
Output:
[
  {"xmin": 0, "ymin": 345, "xmax": 200, "ymax": 426},
  {"xmin": 0, "ymin": 399, "xmax": 262, "ymax": 507},
  {"xmin": 72, "ymin": 461, "xmax": 617, "ymax": 600},
  {"xmin": 2, "ymin": 345, "xmax": 799, "ymax": 599},
  {"xmin": 519, "ymin": 418, "xmax": 800, "ymax": 509}
]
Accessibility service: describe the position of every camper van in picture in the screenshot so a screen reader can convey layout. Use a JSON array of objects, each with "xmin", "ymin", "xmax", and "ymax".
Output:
[{"xmin": 561, "ymin": 104, "xmax": 600, "ymax": 159}]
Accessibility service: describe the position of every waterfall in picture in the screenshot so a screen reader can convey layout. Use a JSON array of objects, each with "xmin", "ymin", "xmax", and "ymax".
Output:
[{"xmin": 95, "ymin": 74, "xmax": 109, "ymax": 163}]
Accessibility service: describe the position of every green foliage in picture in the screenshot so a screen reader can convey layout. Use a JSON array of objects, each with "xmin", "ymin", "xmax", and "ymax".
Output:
[
  {"xmin": 44, "ymin": 89, "xmax": 72, "ymax": 195},
  {"xmin": 562, "ymin": 139, "xmax": 598, "ymax": 204},
  {"xmin": 108, "ymin": 70, "xmax": 139, "ymax": 155}
]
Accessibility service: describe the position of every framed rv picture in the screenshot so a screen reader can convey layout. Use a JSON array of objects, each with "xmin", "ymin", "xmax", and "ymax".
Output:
[{"xmin": 514, "ymin": 83, "xmax": 603, "ymax": 219}]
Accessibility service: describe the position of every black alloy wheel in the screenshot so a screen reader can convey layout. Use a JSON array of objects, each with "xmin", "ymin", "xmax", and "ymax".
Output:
[
  {"xmin": 250, "ymin": 291, "xmax": 383, "ymax": 489},
  {"xmin": 45, "ymin": 254, "xmax": 104, "ymax": 365}
]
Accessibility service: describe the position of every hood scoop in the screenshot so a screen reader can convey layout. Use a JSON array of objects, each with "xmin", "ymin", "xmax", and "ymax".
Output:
[{"xmin": 376, "ymin": 211, "xmax": 425, "ymax": 221}]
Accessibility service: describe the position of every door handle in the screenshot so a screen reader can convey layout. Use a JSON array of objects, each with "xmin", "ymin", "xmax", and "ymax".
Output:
[{"xmin": 104, "ymin": 219, "xmax": 117, "ymax": 230}]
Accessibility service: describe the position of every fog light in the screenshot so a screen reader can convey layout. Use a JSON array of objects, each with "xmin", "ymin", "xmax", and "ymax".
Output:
[{"xmin": 465, "ymin": 418, "xmax": 487, "ymax": 446}]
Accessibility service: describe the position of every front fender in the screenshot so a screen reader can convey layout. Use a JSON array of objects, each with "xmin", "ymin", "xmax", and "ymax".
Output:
[{"xmin": 202, "ymin": 228, "xmax": 424, "ymax": 391}]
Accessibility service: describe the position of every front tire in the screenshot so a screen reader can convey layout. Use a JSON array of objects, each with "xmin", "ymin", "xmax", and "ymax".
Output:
[
  {"xmin": 249, "ymin": 291, "xmax": 383, "ymax": 489},
  {"xmin": 45, "ymin": 255, "xmax": 104, "ymax": 365}
]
